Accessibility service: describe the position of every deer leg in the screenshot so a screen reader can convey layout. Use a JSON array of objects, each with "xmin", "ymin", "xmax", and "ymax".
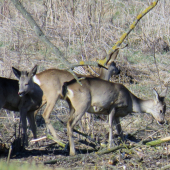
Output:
[
  {"xmin": 114, "ymin": 107, "xmax": 128, "ymax": 142},
  {"xmin": 42, "ymin": 96, "xmax": 59, "ymax": 139},
  {"xmin": 114, "ymin": 117, "xmax": 124, "ymax": 142},
  {"xmin": 67, "ymin": 107, "xmax": 76, "ymax": 155},
  {"xmin": 108, "ymin": 108, "xmax": 116, "ymax": 148},
  {"xmin": 67, "ymin": 104, "xmax": 90, "ymax": 156},
  {"xmin": 27, "ymin": 111, "xmax": 37, "ymax": 139},
  {"xmin": 20, "ymin": 109, "xmax": 28, "ymax": 146}
]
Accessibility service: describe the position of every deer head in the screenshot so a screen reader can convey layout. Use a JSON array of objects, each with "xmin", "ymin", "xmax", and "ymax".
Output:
[
  {"xmin": 146, "ymin": 88, "xmax": 167, "ymax": 125},
  {"xmin": 12, "ymin": 65, "xmax": 38, "ymax": 97}
]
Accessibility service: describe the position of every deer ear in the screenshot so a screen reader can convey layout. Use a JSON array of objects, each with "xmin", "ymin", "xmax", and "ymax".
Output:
[
  {"xmin": 153, "ymin": 88, "xmax": 159, "ymax": 102},
  {"xmin": 153, "ymin": 87, "xmax": 168, "ymax": 102},
  {"xmin": 106, "ymin": 48, "xmax": 119, "ymax": 65},
  {"xmin": 29, "ymin": 65, "xmax": 38, "ymax": 77},
  {"xmin": 12, "ymin": 67, "xmax": 21, "ymax": 80},
  {"xmin": 160, "ymin": 87, "xmax": 168, "ymax": 97}
]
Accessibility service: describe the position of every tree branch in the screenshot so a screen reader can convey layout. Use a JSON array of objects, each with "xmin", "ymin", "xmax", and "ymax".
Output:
[
  {"xmin": 10, "ymin": 0, "xmax": 104, "ymax": 70},
  {"xmin": 97, "ymin": 0, "xmax": 159, "ymax": 66},
  {"xmin": 10, "ymin": 0, "xmax": 105, "ymax": 85},
  {"xmin": 11, "ymin": 0, "xmax": 69, "ymax": 66},
  {"xmin": 11, "ymin": 0, "xmax": 159, "ymax": 83}
]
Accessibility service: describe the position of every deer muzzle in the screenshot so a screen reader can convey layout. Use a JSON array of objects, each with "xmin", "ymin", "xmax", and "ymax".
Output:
[
  {"xmin": 18, "ymin": 91, "xmax": 26, "ymax": 97},
  {"xmin": 157, "ymin": 120, "xmax": 165, "ymax": 125}
]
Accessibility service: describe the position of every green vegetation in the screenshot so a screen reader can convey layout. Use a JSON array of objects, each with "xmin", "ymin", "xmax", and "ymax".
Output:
[{"xmin": 0, "ymin": 161, "xmax": 54, "ymax": 170}]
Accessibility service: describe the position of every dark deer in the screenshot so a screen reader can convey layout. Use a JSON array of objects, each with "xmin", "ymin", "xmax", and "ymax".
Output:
[{"xmin": 12, "ymin": 66, "xmax": 43, "ymax": 145}]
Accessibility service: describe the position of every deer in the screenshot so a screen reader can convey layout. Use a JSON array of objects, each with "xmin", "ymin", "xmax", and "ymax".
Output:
[
  {"xmin": 12, "ymin": 49, "xmax": 120, "ymax": 144},
  {"xmin": 12, "ymin": 66, "xmax": 43, "ymax": 146},
  {"xmin": 0, "ymin": 77, "xmax": 20, "ymax": 112},
  {"xmin": 0, "ymin": 67, "xmax": 42, "ymax": 146},
  {"xmin": 62, "ymin": 77, "xmax": 167, "ymax": 155}
]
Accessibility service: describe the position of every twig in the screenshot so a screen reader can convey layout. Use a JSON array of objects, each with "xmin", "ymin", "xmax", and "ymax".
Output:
[
  {"xmin": 142, "ymin": 124, "xmax": 170, "ymax": 141},
  {"xmin": 144, "ymin": 136, "xmax": 170, "ymax": 146},
  {"xmin": 44, "ymin": 134, "xmax": 168, "ymax": 165},
  {"xmin": 30, "ymin": 133, "xmax": 66, "ymax": 148},
  {"xmin": 30, "ymin": 136, "xmax": 47, "ymax": 143},
  {"xmin": 95, "ymin": 144, "xmax": 132, "ymax": 156},
  {"xmin": 46, "ymin": 134, "xmax": 66, "ymax": 148},
  {"xmin": 7, "ymin": 145, "xmax": 12, "ymax": 164}
]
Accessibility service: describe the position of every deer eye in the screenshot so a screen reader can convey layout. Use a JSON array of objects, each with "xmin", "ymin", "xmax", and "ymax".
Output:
[{"xmin": 160, "ymin": 110, "xmax": 163, "ymax": 114}]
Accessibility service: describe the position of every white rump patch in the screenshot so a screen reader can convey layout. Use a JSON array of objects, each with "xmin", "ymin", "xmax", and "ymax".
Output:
[
  {"xmin": 33, "ymin": 75, "xmax": 41, "ymax": 85},
  {"xmin": 68, "ymin": 89, "xmax": 74, "ymax": 98}
]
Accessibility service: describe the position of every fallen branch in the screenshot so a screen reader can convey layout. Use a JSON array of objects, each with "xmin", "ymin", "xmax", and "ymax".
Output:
[
  {"xmin": 7, "ymin": 145, "xmax": 12, "ymax": 164},
  {"xmin": 30, "ymin": 134, "xmax": 66, "ymax": 148},
  {"xmin": 46, "ymin": 135, "xmax": 66, "ymax": 148},
  {"xmin": 95, "ymin": 144, "xmax": 132, "ymax": 156},
  {"xmin": 30, "ymin": 136, "xmax": 47, "ymax": 143},
  {"xmin": 44, "ymin": 144, "xmax": 132, "ymax": 164},
  {"xmin": 44, "ymin": 134, "xmax": 169, "ymax": 165},
  {"xmin": 145, "ymin": 136, "xmax": 170, "ymax": 146}
]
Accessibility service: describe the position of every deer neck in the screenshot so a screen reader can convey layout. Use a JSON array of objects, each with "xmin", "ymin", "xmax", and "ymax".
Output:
[
  {"xmin": 99, "ymin": 68, "xmax": 111, "ymax": 81},
  {"xmin": 28, "ymin": 78, "xmax": 41, "ymax": 96},
  {"xmin": 132, "ymin": 94, "xmax": 154, "ymax": 114}
]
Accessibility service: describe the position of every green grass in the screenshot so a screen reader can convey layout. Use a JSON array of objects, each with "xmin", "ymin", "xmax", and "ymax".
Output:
[
  {"xmin": 124, "ymin": 50, "xmax": 155, "ymax": 65},
  {"xmin": 127, "ymin": 83, "xmax": 154, "ymax": 98},
  {"xmin": 0, "ymin": 161, "xmax": 54, "ymax": 170}
]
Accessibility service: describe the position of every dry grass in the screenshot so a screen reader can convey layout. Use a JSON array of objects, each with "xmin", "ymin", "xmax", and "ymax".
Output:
[{"xmin": 0, "ymin": 0, "xmax": 170, "ymax": 169}]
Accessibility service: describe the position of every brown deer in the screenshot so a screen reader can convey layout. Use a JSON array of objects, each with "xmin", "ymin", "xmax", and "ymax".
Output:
[
  {"xmin": 12, "ymin": 66, "xmax": 43, "ymax": 146},
  {"xmin": 12, "ymin": 49, "xmax": 120, "ymax": 143},
  {"xmin": 62, "ymin": 78, "xmax": 167, "ymax": 155}
]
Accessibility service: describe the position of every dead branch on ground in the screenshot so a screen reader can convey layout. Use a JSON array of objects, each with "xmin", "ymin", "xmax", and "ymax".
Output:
[{"xmin": 144, "ymin": 136, "xmax": 170, "ymax": 146}]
